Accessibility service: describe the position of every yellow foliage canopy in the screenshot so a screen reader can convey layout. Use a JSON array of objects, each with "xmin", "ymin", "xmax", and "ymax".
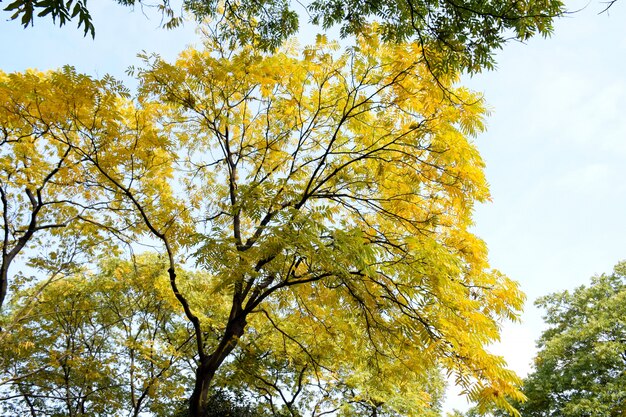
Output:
[{"xmin": 0, "ymin": 31, "xmax": 525, "ymax": 416}]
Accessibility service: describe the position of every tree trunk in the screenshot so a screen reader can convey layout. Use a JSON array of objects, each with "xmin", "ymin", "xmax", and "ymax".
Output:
[
  {"xmin": 188, "ymin": 314, "xmax": 247, "ymax": 417},
  {"xmin": 0, "ymin": 260, "xmax": 8, "ymax": 312}
]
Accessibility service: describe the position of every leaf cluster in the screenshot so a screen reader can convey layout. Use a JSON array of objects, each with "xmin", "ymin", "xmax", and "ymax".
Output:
[
  {"xmin": 4, "ymin": 0, "xmax": 95, "ymax": 36},
  {"xmin": 3, "ymin": 0, "xmax": 564, "ymax": 73}
]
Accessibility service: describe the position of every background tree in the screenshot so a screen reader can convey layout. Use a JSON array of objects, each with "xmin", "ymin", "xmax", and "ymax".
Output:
[
  {"xmin": 3, "ymin": 0, "xmax": 564, "ymax": 72},
  {"xmin": 509, "ymin": 261, "xmax": 626, "ymax": 417},
  {"xmin": 0, "ymin": 255, "xmax": 194, "ymax": 417},
  {"xmin": 218, "ymin": 330, "xmax": 446, "ymax": 416},
  {"xmin": 0, "ymin": 67, "xmax": 128, "ymax": 312},
  {"xmin": 173, "ymin": 389, "xmax": 285, "ymax": 417}
]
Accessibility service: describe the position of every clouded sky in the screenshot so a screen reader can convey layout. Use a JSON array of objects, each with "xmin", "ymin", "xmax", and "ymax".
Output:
[{"xmin": 2, "ymin": 1, "xmax": 626, "ymax": 413}]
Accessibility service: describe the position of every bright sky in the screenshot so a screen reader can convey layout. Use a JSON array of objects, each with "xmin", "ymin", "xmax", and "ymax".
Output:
[
  {"xmin": 445, "ymin": 1, "xmax": 626, "ymax": 411},
  {"xmin": 2, "ymin": 1, "xmax": 626, "ymax": 414}
]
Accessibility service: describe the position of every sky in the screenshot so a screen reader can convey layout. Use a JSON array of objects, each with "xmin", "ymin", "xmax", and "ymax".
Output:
[
  {"xmin": 2, "ymin": 0, "xmax": 626, "ymax": 414},
  {"xmin": 444, "ymin": 0, "xmax": 626, "ymax": 411}
]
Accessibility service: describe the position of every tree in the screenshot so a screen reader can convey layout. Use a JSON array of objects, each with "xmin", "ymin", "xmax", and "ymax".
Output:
[
  {"xmin": 3, "ymin": 0, "xmax": 564, "ymax": 72},
  {"xmin": 1, "ymin": 32, "xmax": 526, "ymax": 416},
  {"xmin": 515, "ymin": 261, "xmax": 626, "ymax": 416},
  {"xmin": 132, "ymin": 31, "xmax": 526, "ymax": 416},
  {"xmin": 0, "ymin": 67, "xmax": 128, "ymax": 312},
  {"xmin": 0, "ymin": 255, "xmax": 194, "ymax": 417}
]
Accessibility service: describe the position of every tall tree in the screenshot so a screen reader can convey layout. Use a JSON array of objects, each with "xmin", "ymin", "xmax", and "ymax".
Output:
[
  {"xmin": 3, "ymin": 0, "xmax": 564, "ymax": 72},
  {"xmin": 514, "ymin": 261, "xmax": 626, "ymax": 417},
  {"xmin": 1, "ymin": 32, "xmax": 526, "ymax": 416},
  {"xmin": 132, "ymin": 31, "xmax": 524, "ymax": 416}
]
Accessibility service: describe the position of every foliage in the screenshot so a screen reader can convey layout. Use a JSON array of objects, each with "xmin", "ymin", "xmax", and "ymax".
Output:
[
  {"xmin": 172, "ymin": 390, "xmax": 284, "ymax": 417},
  {"xmin": 0, "ymin": 66, "xmax": 130, "ymax": 310},
  {"xmin": 188, "ymin": 0, "xmax": 564, "ymax": 72},
  {"xmin": 514, "ymin": 261, "xmax": 626, "ymax": 417},
  {"xmin": 3, "ymin": 0, "xmax": 564, "ymax": 72},
  {"xmin": 2, "ymin": 0, "xmax": 97, "ymax": 35},
  {"xmin": 447, "ymin": 410, "xmax": 482, "ymax": 417},
  {"xmin": 0, "ymin": 255, "xmax": 193, "ymax": 417},
  {"xmin": 1, "ymin": 32, "xmax": 525, "ymax": 416},
  {"xmin": 137, "ymin": 30, "xmax": 525, "ymax": 416}
]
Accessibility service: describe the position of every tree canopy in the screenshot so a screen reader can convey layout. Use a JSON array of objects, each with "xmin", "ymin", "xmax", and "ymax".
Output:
[
  {"xmin": 1, "ymin": 255, "xmax": 193, "ymax": 417},
  {"xmin": 514, "ymin": 261, "xmax": 626, "ymax": 416},
  {"xmin": 3, "ymin": 0, "xmax": 564, "ymax": 72},
  {"xmin": 0, "ymin": 31, "xmax": 526, "ymax": 416}
]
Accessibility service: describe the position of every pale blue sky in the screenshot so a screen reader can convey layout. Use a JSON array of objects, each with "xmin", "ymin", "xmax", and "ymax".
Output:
[
  {"xmin": 444, "ymin": 1, "xmax": 626, "ymax": 410},
  {"xmin": 2, "ymin": 1, "xmax": 626, "ymax": 413}
]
